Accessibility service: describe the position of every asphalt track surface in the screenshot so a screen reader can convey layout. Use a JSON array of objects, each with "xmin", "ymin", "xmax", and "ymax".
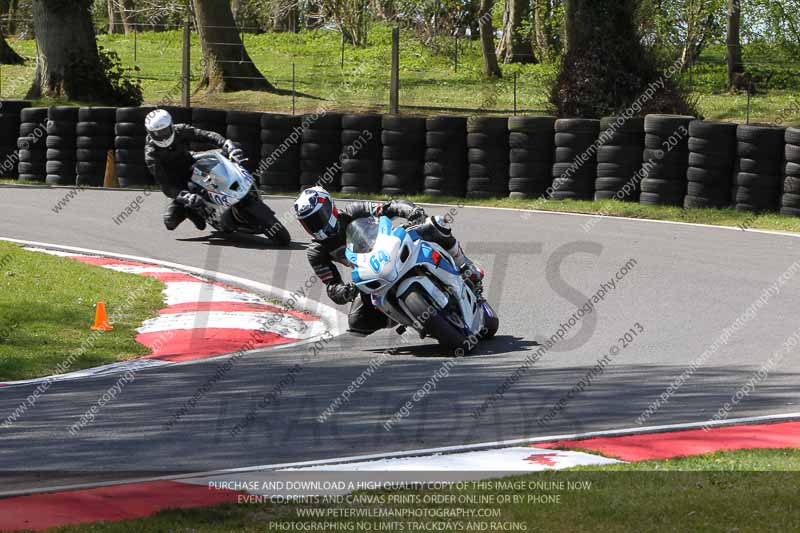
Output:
[{"xmin": 1, "ymin": 187, "xmax": 799, "ymax": 493}]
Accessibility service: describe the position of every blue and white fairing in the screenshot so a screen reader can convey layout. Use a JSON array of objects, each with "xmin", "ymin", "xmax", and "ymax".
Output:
[{"xmin": 345, "ymin": 216, "xmax": 486, "ymax": 337}]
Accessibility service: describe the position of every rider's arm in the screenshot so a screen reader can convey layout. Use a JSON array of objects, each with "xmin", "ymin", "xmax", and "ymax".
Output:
[
  {"xmin": 145, "ymin": 143, "xmax": 180, "ymax": 198},
  {"xmin": 343, "ymin": 200, "xmax": 424, "ymax": 221},
  {"xmin": 180, "ymin": 125, "xmax": 230, "ymax": 151},
  {"xmin": 307, "ymin": 242, "xmax": 356, "ymax": 305}
]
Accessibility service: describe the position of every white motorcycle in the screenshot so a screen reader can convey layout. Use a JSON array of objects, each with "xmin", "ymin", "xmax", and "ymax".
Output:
[
  {"xmin": 187, "ymin": 150, "xmax": 291, "ymax": 245},
  {"xmin": 345, "ymin": 216, "xmax": 499, "ymax": 352}
]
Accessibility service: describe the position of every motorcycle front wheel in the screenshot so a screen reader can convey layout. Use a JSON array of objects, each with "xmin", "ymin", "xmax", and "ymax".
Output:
[{"xmin": 403, "ymin": 286, "xmax": 469, "ymax": 353}]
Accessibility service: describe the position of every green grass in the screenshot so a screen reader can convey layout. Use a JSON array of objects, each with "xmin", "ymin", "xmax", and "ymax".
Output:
[
  {"xmin": 0, "ymin": 241, "xmax": 165, "ymax": 381},
  {"xmin": 44, "ymin": 449, "xmax": 800, "ymax": 532},
  {"xmin": 2, "ymin": 27, "xmax": 799, "ymax": 124}
]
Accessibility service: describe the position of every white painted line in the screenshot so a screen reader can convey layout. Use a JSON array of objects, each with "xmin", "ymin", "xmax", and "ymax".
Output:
[
  {"xmin": 3, "ymin": 410, "xmax": 797, "ymax": 498},
  {"xmin": 287, "ymin": 447, "xmax": 620, "ymax": 472},
  {"xmin": 265, "ymin": 194, "xmax": 800, "ymax": 240}
]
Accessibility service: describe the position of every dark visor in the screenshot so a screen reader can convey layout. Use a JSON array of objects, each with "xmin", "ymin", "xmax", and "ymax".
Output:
[{"xmin": 150, "ymin": 125, "xmax": 173, "ymax": 141}]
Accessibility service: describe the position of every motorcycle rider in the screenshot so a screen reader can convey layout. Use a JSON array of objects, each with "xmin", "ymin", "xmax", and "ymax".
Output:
[
  {"xmin": 293, "ymin": 186, "xmax": 483, "ymax": 336},
  {"xmin": 144, "ymin": 109, "xmax": 246, "ymax": 231}
]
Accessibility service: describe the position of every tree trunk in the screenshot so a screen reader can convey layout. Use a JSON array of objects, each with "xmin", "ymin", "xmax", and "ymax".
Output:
[
  {"xmin": 727, "ymin": 0, "xmax": 744, "ymax": 90},
  {"xmin": 553, "ymin": 0, "xmax": 694, "ymax": 117},
  {"xmin": 108, "ymin": 0, "xmax": 123, "ymax": 34},
  {"xmin": 192, "ymin": 0, "xmax": 274, "ymax": 92},
  {"xmin": 27, "ymin": 0, "xmax": 112, "ymax": 99},
  {"xmin": 478, "ymin": 0, "xmax": 501, "ymax": 78},
  {"xmin": 533, "ymin": 0, "xmax": 554, "ymax": 62},
  {"xmin": 273, "ymin": 0, "xmax": 299, "ymax": 32},
  {"xmin": 497, "ymin": 0, "xmax": 534, "ymax": 63},
  {"xmin": 0, "ymin": 26, "xmax": 23, "ymax": 64},
  {"xmin": 120, "ymin": 0, "xmax": 134, "ymax": 34}
]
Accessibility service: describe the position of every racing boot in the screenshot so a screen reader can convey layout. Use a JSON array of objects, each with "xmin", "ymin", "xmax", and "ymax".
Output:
[{"xmin": 186, "ymin": 209, "xmax": 207, "ymax": 231}]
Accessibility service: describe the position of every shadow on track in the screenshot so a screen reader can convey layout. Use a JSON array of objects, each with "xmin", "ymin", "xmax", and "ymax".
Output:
[{"xmin": 176, "ymin": 232, "xmax": 307, "ymax": 251}]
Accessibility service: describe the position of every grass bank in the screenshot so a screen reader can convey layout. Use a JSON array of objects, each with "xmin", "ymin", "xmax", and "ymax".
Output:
[{"xmin": 0, "ymin": 241, "xmax": 164, "ymax": 381}]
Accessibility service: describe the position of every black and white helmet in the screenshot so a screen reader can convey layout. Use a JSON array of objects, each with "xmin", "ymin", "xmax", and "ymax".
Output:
[
  {"xmin": 294, "ymin": 186, "xmax": 339, "ymax": 240},
  {"xmin": 145, "ymin": 109, "xmax": 175, "ymax": 148}
]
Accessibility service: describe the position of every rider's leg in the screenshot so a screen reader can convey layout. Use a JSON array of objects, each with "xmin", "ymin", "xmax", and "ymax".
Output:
[
  {"xmin": 348, "ymin": 293, "xmax": 391, "ymax": 336},
  {"xmin": 163, "ymin": 200, "xmax": 187, "ymax": 231},
  {"xmin": 415, "ymin": 216, "xmax": 484, "ymax": 283},
  {"xmin": 219, "ymin": 207, "xmax": 236, "ymax": 233}
]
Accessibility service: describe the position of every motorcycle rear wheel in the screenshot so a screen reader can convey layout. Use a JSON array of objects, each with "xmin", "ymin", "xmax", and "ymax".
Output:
[{"xmin": 403, "ymin": 286, "xmax": 469, "ymax": 353}]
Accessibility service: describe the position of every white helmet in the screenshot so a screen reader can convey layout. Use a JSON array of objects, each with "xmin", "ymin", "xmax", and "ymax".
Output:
[{"xmin": 145, "ymin": 109, "xmax": 175, "ymax": 148}]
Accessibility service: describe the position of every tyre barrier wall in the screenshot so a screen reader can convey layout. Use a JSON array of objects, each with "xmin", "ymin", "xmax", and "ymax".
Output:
[
  {"xmin": 226, "ymin": 111, "xmax": 262, "ymax": 177},
  {"xmin": 260, "ymin": 113, "xmax": 301, "ymax": 193},
  {"xmin": 16, "ymin": 105, "xmax": 45, "ymax": 183},
  {"xmin": 685, "ymin": 120, "xmax": 738, "ymax": 209},
  {"xmin": 784, "ymin": 127, "xmax": 800, "ymax": 217},
  {"xmin": 424, "ymin": 116, "xmax": 467, "ymax": 197},
  {"xmin": 640, "ymin": 114, "xmax": 694, "ymax": 206},
  {"xmin": 2, "ymin": 100, "xmax": 798, "ymax": 218},
  {"xmin": 340, "ymin": 114, "xmax": 381, "ymax": 194},
  {"xmin": 508, "ymin": 116, "xmax": 555, "ymax": 199},
  {"xmin": 300, "ymin": 112, "xmax": 342, "ymax": 191},
  {"xmin": 0, "ymin": 100, "xmax": 29, "ymax": 180},
  {"xmin": 552, "ymin": 118, "xmax": 599, "ymax": 200},
  {"xmin": 595, "ymin": 117, "xmax": 643, "ymax": 202},
  {"xmin": 382, "ymin": 115, "xmax": 425, "ymax": 196},
  {"xmin": 190, "ymin": 107, "xmax": 227, "ymax": 152},
  {"xmin": 735, "ymin": 124, "xmax": 786, "ymax": 213},
  {"xmin": 46, "ymin": 106, "xmax": 80, "ymax": 186},
  {"xmin": 76, "ymin": 107, "xmax": 116, "ymax": 187},
  {"xmin": 467, "ymin": 117, "xmax": 509, "ymax": 198},
  {"xmin": 115, "ymin": 106, "xmax": 155, "ymax": 188}
]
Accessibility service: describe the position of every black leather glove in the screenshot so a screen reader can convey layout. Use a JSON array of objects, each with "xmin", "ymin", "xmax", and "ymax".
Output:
[
  {"xmin": 407, "ymin": 207, "xmax": 427, "ymax": 226},
  {"xmin": 327, "ymin": 283, "xmax": 359, "ymax": 305},
  {"xmin": 223, "ymin": 140, "xmax": 246, "ymax": 163},
  {"xmin": 176, "ymin": 190, "xmax": 203, "ymax": 210}
]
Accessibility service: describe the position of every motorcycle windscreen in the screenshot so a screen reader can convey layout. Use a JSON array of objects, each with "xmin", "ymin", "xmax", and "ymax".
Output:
[
  {"xmin": 191, "ymin": 152, "xmax": 251, "ymax": 207},
  {"xmin": 346, "ymin": 217, "xmax": 380, "ymax": 254}
]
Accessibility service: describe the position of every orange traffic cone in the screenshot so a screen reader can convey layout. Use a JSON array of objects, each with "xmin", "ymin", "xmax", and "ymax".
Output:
[{"xmin": 91, "ymin": 302, "xmax": 113, "ymax": 331}]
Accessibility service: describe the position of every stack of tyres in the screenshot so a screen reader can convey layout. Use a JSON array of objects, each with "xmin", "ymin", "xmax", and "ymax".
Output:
[
  {"xmin": 783, "ymin": 127, "xmax": 800, "ymax": 217},
  {"xmin": 639, "ymin": 114, "xmax": 694, "ymax": 206},
  {"xmin": 507, "ymin": 116, "xmax": 555, "ymax": 199},
  {"xmin": 381, "ymin": 115, "xmax": 425, "ymax": 195},
  {"xmin": 0, "ymin": 100, "xmax": 29, "ymax": 180},
  {"xmin": 76, "ymin": 107, "xmax": 116, "ymax": 186},
  {"xmin": 595, "ymin": 117, "xmax": 644, "ymax": 201},
  {"xmin": 159, "ymin": 105, "xmax": 192, "ymax": 127},
  {"xmin": 190, "ymin": 108, "xmax": 227, "ymax": 151},
  {"xmin": 466, "ymin": 116, "xmax": 509, "ymax": 198},
  {"xmin": 552, "ymin": 119, "xmax": 599, "ymax": 200},
  {"xmin": 424, "ymin": 116, "xmax": 467, "ymax": 197},
  {"xmin": 17, "ymin": 106, "xmax": 47, "ymax": 182},
  {"xmin": 300, "ymin": 113, "xmax": 342, "ymax": 191},
  {"xmin": 340, "ymin": 114, "xmax": 381, "ymax": 194},
  {"xmin": 226, "ymin": 111, "xmax": 262, "ymax": 175},
  {"xmin": 115, "ymin": 106, "xmax": 155, "ymax": 187},
  {"xmin": 735, "ymin": 124, "xmax": 785, "ymax": 212},
  {"xmin": 46, "ymin": 106, "xmax": 79, "ymax": 185},
  {"xmin": 260, "ymin": 113, "xmax": 301, "ymax": 193},
  {"xmin": 685, "ymin": 121, "xmax": 737, "ymax": 209}
]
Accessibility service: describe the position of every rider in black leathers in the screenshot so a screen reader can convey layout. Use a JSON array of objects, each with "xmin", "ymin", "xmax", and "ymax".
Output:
[
  {"xmin": 294, "ymin": 187, "xmax": 483, "ymax": 336},
  {"xmin": 144, "ymin": 109, "xmax": 244, "ymax": 231}
]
